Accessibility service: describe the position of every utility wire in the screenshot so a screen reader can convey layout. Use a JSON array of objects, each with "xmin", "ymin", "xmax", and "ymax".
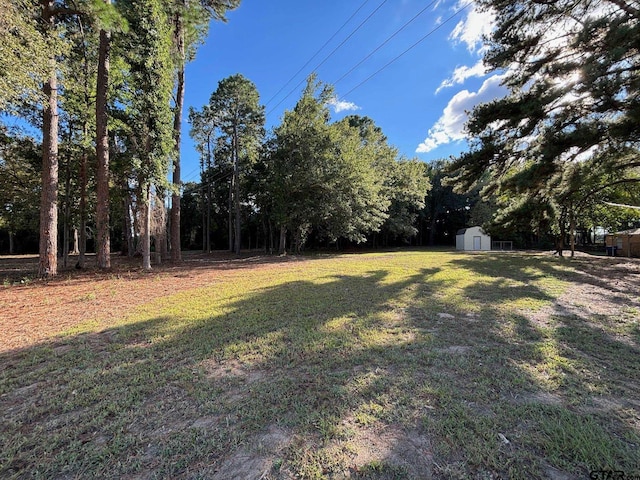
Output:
[
  {"xmin": 182, "ymin": 165, "xmax": 204, "ymax": 183},
  {"xmin": 186, "ymin": 2, "xmax": 469, "ymax": 181},
  {"xmin": 340, "ymin": 1, "xmax": 473, "ymax": 99},
  {"xmin": 333, "ymin": 0, "xmax": 440, "ymax": 87},
  {"xmin": 266, "ymin": 0, "xmax": 391, "ymax": 116},
  {"xmin": 264, "ymin": 0, "xmax": 372, "ymax": 107},
  {"xmin": 182, "ymin": 168, "xmax": 233, "ymax": 196}
]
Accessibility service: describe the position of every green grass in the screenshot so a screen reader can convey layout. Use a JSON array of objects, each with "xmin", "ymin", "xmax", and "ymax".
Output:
[{"xmin": 1, "ymin": 250, "xmax": 639, "ymax": 479}]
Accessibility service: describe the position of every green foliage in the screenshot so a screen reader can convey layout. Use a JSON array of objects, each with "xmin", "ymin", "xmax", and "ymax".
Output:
[
  {"xmin": 189, "ymin": 74, "xmax": 264, "ymax": 251},
  {"xmin": 116, "ymin": 0, "xmax": 175, "ymax": 188},
  {"xmin": 322, "ymin": 119, "xmax": 390, "ymax": 242},
  {"xmin": 263, "ymin": 77, "xmax": 420, "ymax": 248},
  {"xmin": 264, "ymin": 75, "xmax": 336, "ymax": 247},
  {"xmin": 0, "ymin": 0, "xmax": 53, "ymax": 112},
  {"xmin": 176, "ymin": 0, "xmax": 241, "ymax": 61},
  {"xmin": 88, "ymin": 0, "xmax": 128, "ymax": 32},
  {"xmin": 423, "ymin": 160, "xmax": 471, "ymax": 245},
  {"xmin": 208, "ymin": 74, "xmax": 265, "ymax": 165},
  {"xmin": 447, "ymin": 0, "xmax": 640, "ymax": 242},
  {"xmin": 381, "ymin": 158, "xmax": 430, "ymax": 241},
  {"xmin": 0, "ymin": 127, "xmax": 41, "ymax": 234}
]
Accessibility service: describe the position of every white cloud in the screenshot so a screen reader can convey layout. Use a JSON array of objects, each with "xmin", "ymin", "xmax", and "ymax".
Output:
[
  {"xmin": 328, "ymin": 96, "xmax": 360, "ymax": 113},
  {"xmin": 416, "ymin": 74, "xmax": 508, "ymax": 153},
  {"xmin": 432, "ymin": 0, "xmax": 446, "ymax": 9},
  {"xmin": 449, "ymin": 1, "xmax": 495, "ymax": 53},
  {"xmin": 436, "ymin": 60, "xmax": 487, "ymax": 93}
]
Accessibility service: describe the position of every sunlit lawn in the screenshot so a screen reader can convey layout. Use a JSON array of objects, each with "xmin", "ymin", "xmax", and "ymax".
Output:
[{"xmin": 1, "ymin": 250, "xmax": 638, "ymax": 479}]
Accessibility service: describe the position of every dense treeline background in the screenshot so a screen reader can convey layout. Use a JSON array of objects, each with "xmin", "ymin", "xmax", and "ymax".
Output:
[{"xmin": 1, "ymin": 0, "xmax": 639, "ymax": 274}]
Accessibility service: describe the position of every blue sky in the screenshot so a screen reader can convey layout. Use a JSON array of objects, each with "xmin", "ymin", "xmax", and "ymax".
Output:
[{"xmin": 180, "ymin": 0, "xmax": 505, "ymax": 183}]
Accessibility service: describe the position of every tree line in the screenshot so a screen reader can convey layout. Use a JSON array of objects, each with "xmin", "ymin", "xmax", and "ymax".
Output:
[
  {"xmin": 188, "ymin": 74, "xmax": 431, "ymax": 255},
  {"xmin": 446, "ymin": 0, "xmax": 640, "ymax": 256},
  {"xmin": 0, "ymin": 0, "xmax": 240, "ymax": 276},
  {"xmin": 1, "ymin": 0, "xmax": 639, "ymax": 269}
]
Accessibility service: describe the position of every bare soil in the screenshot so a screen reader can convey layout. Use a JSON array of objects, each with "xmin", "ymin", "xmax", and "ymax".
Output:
[{"xmin": 0, "ymin": 251, "xmax": 307, "ymax": 353}]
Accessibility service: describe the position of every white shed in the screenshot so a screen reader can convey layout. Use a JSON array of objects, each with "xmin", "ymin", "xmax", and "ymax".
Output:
[{"xmin": 456, "ymin": 226, "xmax": 491, "ymax": 251}]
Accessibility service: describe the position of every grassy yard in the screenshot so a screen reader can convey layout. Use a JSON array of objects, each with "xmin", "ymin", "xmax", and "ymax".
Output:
[{"xmin": 1, "ymin": 250, "xmax": 639, "ymax": 479}]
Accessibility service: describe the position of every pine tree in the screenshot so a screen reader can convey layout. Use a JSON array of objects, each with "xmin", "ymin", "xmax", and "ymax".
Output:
[
  {"xmin": 448, "ymin": 0, "xmax": 640, "ymax": 251},
  {"xmin": 207, "ymin": 74, "xmax": 265, "ymax": 254},
  {"xmin": 117, "ymin": 0, "xmax": 175, "ymax": 270}
]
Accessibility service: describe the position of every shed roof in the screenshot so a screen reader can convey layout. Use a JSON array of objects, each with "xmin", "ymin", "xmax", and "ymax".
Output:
[{"xmin": 457, "ymin": 226, "xmax": 488, "ymax": 236}]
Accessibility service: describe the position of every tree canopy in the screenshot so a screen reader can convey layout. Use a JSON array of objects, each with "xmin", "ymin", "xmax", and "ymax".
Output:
[{"xmin": 447, "ymin": 0, "xmax": 640, "ymax": 253}]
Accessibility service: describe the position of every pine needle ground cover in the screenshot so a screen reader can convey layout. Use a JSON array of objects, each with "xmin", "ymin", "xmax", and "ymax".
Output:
[{"xmin": 1, "ymin": 250, "xmax": 639, "ymax": 479}]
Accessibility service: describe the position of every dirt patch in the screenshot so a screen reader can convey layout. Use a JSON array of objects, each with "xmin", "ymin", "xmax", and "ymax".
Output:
[
  {"xmin": 212, "ymin": 425, "xmax": 292, "ymax": 480},
  {"xmin": 0, "ymin": 252, "xmax": 307, "ymax": 353},
  {"xmin": 436, "ymin": 345, "xmax": 471, "ymax": 354},
  {"xmin": 201, "ymin": 358, "xmax": 267, "ymax": 384},
  {"xmin": 524, "ymin": 255, "xmax": 640, "ymax": 326},
  {"xmin": 544, "ymin": 465, "xmax": 580, "ymax": 480},
  {"xmin": 346, "ymin": 424, "xmax": 433, "ymax": 479}
]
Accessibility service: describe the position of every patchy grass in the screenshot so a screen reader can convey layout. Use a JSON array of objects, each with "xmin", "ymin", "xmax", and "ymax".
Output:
[{"xmin": 1, "ymin": 250, "xmax": 639, "ymax": 479}]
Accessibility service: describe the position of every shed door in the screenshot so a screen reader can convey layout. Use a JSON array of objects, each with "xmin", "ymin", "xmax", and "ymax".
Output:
[{"xmin": 473, "ymin": 236, "xmax": 482, "ymax": 250}]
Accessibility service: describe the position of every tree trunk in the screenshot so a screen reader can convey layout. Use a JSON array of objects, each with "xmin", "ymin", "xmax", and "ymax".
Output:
[
  {"xmin": 206, "ymin": 180, "xmax": 211, "ymax": 252},
  {"xmin": 278, "ymin": 225, "xmax": 286, "ymax": 255},
  {"xmin": 123, "ymin": 183, "xmax": 134, "ymax": 257},
  {"xmin": 228, "ymin": 176, "xmax": 233, "ymax": 252},
  {"xmin": 38, "ymin": 50, "xmax": 59, "ymax": 278},
  {"xmin": 96, "ymin": 10, "xmax": 111, "ymax": 270},
  {"xmin": 556, "ymin": 211, "xmax": 566, "ymax": 257},
  {"xmin": 155, "ymin": 187, "xmax": 168, "ymax": 262},
  {"xmin": 63, "ymin": 151, "xmax": 71, "ymax": 268},
  {"xmin": 233, "ymin": 124, "xmax": 241, "ymax": 255},
  {"xmin": 142, "ymin": 183, "xmax": 152, "ymax": 270},
  {"xmin": 9, "ymin": 231, "xmax": 14, "ymax": 255},
  {"xmin": 121, "ymin": 211, "xmax": 128, "ymax": 257},
  {"xmin": 206, "ymin": 157, "xmax": 212, "ymax": 253},
  {"xmin": 569, "ymin": 207, "xmax": 576, "ymax": 258},
  {"xmin": 76, "ymin": 13, "xmax": 90, "ymax": 269},
  {"xmin": 202, "ymin": 182, "xmax": 206, "ymax": 252},
  {"xmin": 77, "ymin": 133, "xmax": 88, "ymax": 268},
  {"xmin": 170, "ymin": 8, "xmax": 185, "ymax": 262},
  {"xmin": 72, "ymin": 228, "xmax": 79, "ymax": 254}
]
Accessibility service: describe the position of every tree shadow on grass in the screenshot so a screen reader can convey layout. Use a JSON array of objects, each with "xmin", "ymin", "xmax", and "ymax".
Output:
[
  {"xmin": 427, "ymin": 254, "xmax": 640, "ymax": 477},
  {"xmin": 1, "ymin": 255, "xmax": 638, "ymax": 479},
  {"xmin": 0, "ymin": 268, "xmax": 444, "ymax": 478}
]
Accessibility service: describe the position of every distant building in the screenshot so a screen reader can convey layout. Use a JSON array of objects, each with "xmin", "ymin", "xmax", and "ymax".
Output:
[
  {"xmin": 456, "ymin": 226, "xmax": 491, "ymax": 251},
  {"xmin": 605, "ymin": 228, "xmax": 640, "ymax": 257}
]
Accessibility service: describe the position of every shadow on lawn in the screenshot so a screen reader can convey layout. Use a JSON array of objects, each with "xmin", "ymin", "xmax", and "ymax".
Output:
[
  {"xmin": 440, "ymin": 255, "xmax": 640, "ymax": 472},
  {"xmin": 0, "ymin": 250, "xmax": 312, "ymax": 287},
  {"xmin": 1, "ymin": 268, "xmax": 438, "ymax": 478},
  {"xmin": 1, "ymin": 255, "xmax": 639, "ymax": 479},
  {"xmin": 447, "ymin": 254, "xmax": 640, "ymax": 396}
]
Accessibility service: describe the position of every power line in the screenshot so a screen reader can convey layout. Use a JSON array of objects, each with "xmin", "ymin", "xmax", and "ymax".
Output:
[
  {"xmin": 333, "ymin": 0, "xmax": 440, "ymax": 87},
  {"xmin": 266, "ymin": 0, "xmax": 391, "ymax": 116},
  {"xmin": 182, "ymin": 168, "xmax": 233, "ymax": 196},
  {"xmin": 185, "ymin": 2, "xmax": 470, "ymax": 180},
  {"xmin": 264, "ymin": 0, "xmax": 372, "ymax": 107},
  {"xmin": 340, "ymin": 2, "xmax": 473, "ymax": 99},
  {"xmin": 181, "ymin": 165, "xmax": 203, "ymax": 182}
]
